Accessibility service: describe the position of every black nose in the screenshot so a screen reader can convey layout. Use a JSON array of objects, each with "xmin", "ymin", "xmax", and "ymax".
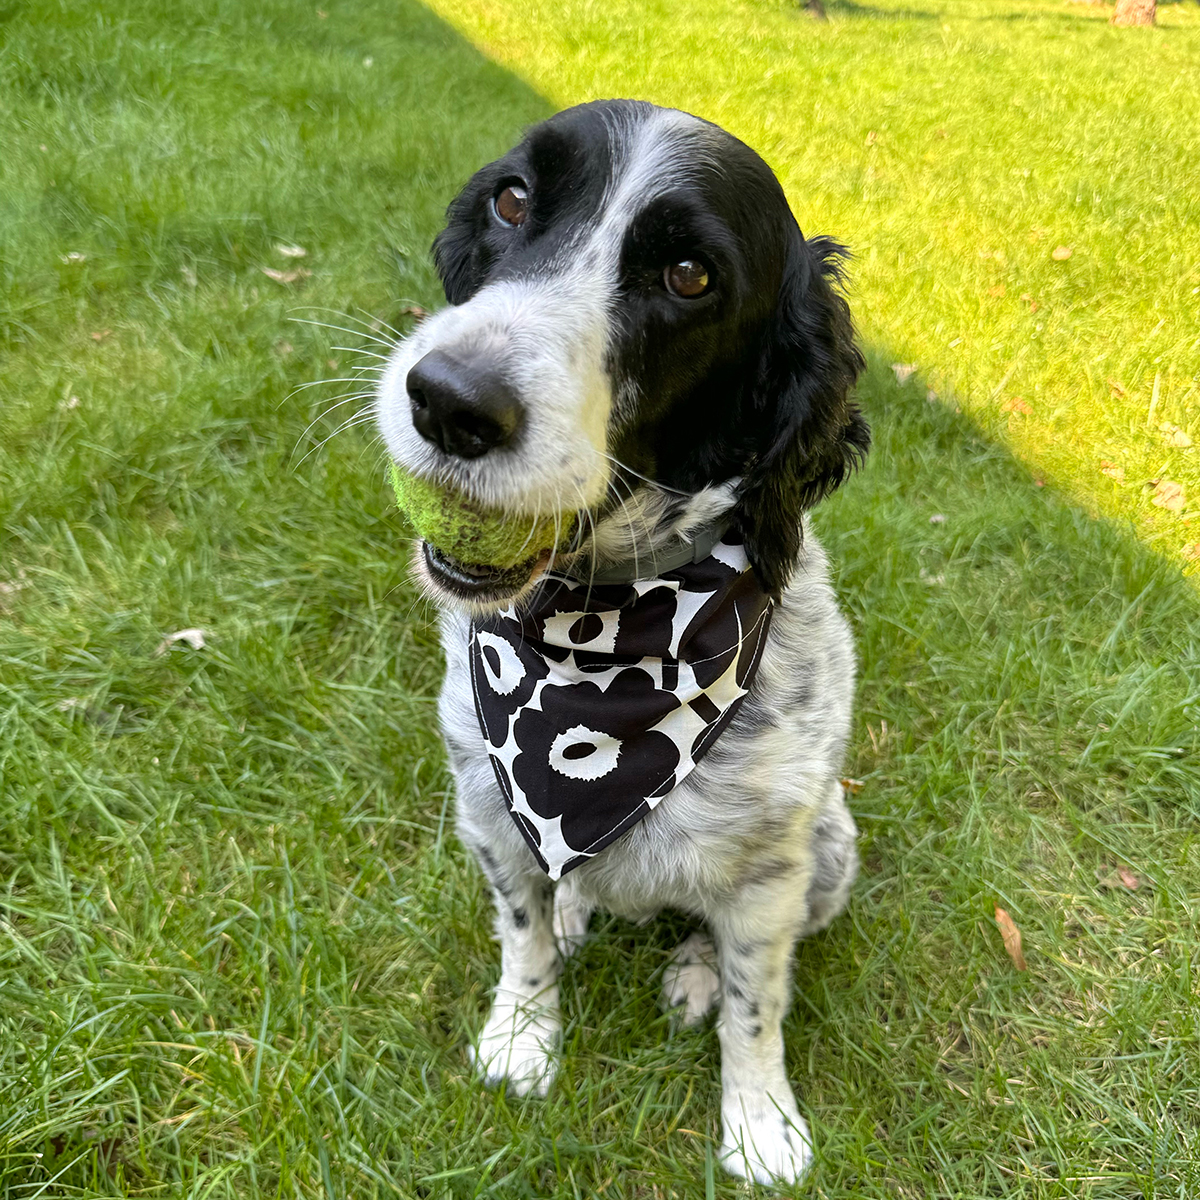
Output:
[{"xmin": 406, "ymin": 350, "xmax": 524, "ymax": 459}]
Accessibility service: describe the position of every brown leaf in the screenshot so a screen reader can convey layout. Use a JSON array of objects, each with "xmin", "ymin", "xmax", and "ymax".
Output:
[
  {"xmin": 1108, "ymin": 378, "xmax": 1127, "ymax": 396},
  {"xmin": 1051, "ymin": 245, "xmax": 1072, "ymax": 261},
  {"xmin": 1099, "ymin": 460, "xmax": 1125, "ymax": 483},
  {"xmin": 400, "ymin": 304, "xmax": 429, "ymax": 321},
  {"xmin": 1001, "ymin": 396, "xmax": 1032, "ymax": 415},
  {"xmin": 1183, "ymin": 542, "xmax": 1200, "ymax": 561},
  {"xmin": 260, "ymin": 267, "xmax": 311, "ymax": 284},
  {"xmin": 90, "ymin": 329, "xmax": 112, "ymax": 342},
  {"xmin": 840, "ymin": 777, "xmax": 865, "ymax": 795},
  {"xmin": 1117, "ymin": 866, "xmax": 1140, "ymax": 890},
  {"xmin": 891, "ymin": 363, "xmax": 918, "ymax": 385},
  {"xmin": 1160, "ymin": 422, "xmax": 1193, "ymax": 448},
  {"xmin": 994, "ymin": 906, "xmax": 1027, "ymax": 971},
  {"xmin": 1151, "ymin": 478, "xmax": 1185, "ymax": 513}
]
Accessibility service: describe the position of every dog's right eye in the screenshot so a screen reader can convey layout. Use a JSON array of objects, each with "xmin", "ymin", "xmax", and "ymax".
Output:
[{"xmin": 493, "ymin": 184, "xmax": 529, "ymax": 227}]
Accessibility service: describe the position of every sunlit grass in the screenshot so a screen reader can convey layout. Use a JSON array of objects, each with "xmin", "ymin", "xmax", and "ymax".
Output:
[
  {"xmin": 426, "ymin": 0, "xmax": 1200, "ymax": 573},
  {"xmin": 1, "ymin": 0, "xmax": 1198, "ymax": 1196}
]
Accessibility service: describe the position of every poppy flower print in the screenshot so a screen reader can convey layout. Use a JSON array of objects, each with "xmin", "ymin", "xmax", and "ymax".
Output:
[{"xmin": 467, "ymin": 534, "xmax": 774, "ymax": 879}]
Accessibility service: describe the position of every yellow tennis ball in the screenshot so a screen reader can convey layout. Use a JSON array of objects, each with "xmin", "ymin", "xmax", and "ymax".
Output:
[{"xmin": 388, "ymin": 463, "xmax": 576, "ymax": 569}]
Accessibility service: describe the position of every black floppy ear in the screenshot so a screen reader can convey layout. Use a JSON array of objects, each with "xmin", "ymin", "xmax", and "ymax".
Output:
[
  {"xmin": 735, "ymin": 234, "xmax": 869, "ymax": 596},
  {"xmin": 431, "ymin": 178, "xmax": 490, "ymax": 305}
]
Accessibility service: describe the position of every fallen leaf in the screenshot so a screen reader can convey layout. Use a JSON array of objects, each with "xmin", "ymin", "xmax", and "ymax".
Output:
[
  {"xmin": 891, "ymin": 363, "xmax": 918, "ymax": 385},
  {"xmin": 994, "ymin": 906, "xmax": 1027, "ymax": 971},
  {"xmin": 260, "ymin": 267, "xmax": 311, "ymax": 284},
  {"xmin": 929, "ymin": 513, "xmax": 946, "ymax": 524},
  {"xmin": 1099, "ymin": 460, "xmax": 1125, "ymax": 483},
  {"xmin": 1001, "ymin": 396, "xmax": 1032, "ymax": 415},
  {"xmin": 840, "ymin": 777, "xmax": 865, "ymax": 795},
  {"xmin": 988, "ymin": 284, "xmax": 1006, "ymax": 298},
  {"xmin": 90, "ymin": 330, "xmax": 112, "ymax": 342},
  {"xmin": 274, "ymin": 244, "xmax": 307, "ymax": 258},
  {"xmin": 1051, "ymin": 245, "xmax": 1072, "ymax": 261},
  {"xmin": 1117, "ymin": 866, "xmax": 1140, "ymax": 890},
  {"xmin": 1160, "ymin": 422, "xmax": 1193, "ymax": 448},
  {"xmin": 1183, "ymin": 543, "xmax": 1200, "ymax": 561},
  {"xmin": 400, "ymin": 304, "xmax": 429, "ymax": 321},
  {"xmin": 154, "ymin": 628, "xmax": 209, "ymax": 656},
  {"xmin": 1107, "ymin": 378, "xmax": 1126, "ymax": 396},
  {"xmin": 1151, "ymin": 478, "xmax": 1185, "ymax": 513},
  {"xmin": 1097, "ymin": 865, "xmax": 1144, "ymax": 891}
]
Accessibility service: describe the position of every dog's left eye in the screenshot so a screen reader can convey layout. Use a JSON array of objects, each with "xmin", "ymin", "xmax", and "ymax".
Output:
[
  {"xmin": 664, "ymin": 260, "xmax": 710, "ymax": 298},
  {"xmin": 493, "ymin": 184, "xmax": 529, "ymax": 227}
]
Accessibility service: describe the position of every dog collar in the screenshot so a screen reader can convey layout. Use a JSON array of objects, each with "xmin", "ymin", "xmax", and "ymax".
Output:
[
  {"xmin": 468, "ymin": 531, "xmax": 774, "ymax": 879},
  {"xmin": 562, "ymin": 514, "xmax": 734, "ymax": 585}
]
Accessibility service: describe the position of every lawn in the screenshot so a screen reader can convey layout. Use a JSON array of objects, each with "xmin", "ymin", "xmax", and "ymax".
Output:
[{"xmin": 1, "ymin": 0, "xmax": 1198, "ymax": 1197}]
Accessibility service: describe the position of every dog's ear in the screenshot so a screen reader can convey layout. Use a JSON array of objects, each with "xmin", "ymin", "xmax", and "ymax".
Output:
[
  {"xmin": 735, "ymin": 233, "xmax": 869, "ymax": 596},
  {"xmin": 432, "ymin": 180, "xmax": 489, "ymax": 305}
]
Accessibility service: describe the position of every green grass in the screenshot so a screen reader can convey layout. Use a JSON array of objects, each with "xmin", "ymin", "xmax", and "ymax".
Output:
[{"xmin": 1, "ymin": 0, "xmax": 1199, "ymax": 1196}]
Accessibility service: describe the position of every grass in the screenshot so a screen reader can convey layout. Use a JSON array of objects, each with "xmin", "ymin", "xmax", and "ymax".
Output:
[{"xmin": 0, "ymin": 0, "xmax": 1198, "ymax": 1197}]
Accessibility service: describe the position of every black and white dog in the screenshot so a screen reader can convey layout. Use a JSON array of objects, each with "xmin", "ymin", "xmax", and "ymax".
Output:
[{"xmin": 374, "ymin": 99, "xmax": 868, "ymax": 1185}]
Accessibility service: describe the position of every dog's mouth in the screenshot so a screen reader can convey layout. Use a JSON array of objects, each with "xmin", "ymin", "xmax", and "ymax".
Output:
[{"xmin": 421, "ymin": 542, "xmax": 552, "ymax": 604}]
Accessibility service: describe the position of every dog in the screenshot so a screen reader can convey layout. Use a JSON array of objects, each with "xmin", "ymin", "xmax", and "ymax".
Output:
[{"xmin": 374, "ymin": 99, "xmax": 868, "ymax": 1185}]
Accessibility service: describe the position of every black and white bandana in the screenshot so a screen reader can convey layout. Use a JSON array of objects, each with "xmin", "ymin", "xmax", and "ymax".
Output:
[{"xmin": 468, "ymin": 534, "xmax": 774, "ymax": 880}]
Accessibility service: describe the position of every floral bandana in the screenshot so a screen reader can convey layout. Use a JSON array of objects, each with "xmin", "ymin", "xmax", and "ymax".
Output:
[{"xmin": 468, "ymin": 534, "xmax": 774, "ymax": 880}]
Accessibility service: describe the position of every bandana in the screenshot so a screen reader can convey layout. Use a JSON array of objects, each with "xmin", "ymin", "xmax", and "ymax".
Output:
[{"xmin": 468, "ymin": 534, "xmax": 774, "ymax": 879}]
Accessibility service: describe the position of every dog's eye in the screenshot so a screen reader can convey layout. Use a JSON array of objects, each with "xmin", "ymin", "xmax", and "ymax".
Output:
[
  {"xmin": 664, "ymin": 260, "xmax": 709, "ymax": 298},
  {"xmin": 493, "ymin": 184, "xmax": 529, "ymax": 227}
]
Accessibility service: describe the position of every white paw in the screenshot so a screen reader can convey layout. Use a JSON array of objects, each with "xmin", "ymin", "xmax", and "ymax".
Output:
[
  {"xmin": 662, "ymin": 932, "xmax": 720, "ymax": 1025},
  {"xmin": 552, "ymin": 886, "xmax": 593, "ymax": 960},
  {"xmin": 720, "ymin": 1091, "xmax": 813, "ymax": 1185},
  {"xmin": 470, "ymin": 990, "xmax": 560, "ymax": 1097}
]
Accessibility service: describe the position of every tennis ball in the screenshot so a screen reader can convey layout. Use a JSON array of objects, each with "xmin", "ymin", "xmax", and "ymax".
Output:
[{"xmin": 389, "ymin": 463, "xmax": 577, "ymax": 569}]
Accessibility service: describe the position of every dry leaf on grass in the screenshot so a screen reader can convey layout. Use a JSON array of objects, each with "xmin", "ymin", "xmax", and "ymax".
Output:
[
  {"xmin": 154, "ymin": 628, "xmax": 209, "ymax": 656},
  {"xmin": 1150, "ymin": 478, "xmax": 1185, "ymax": 513},
  {"xmin": 891, "ymin": 363, "xmax": 918, "ymax": 385},
  {"xmin": 1183, "ymin": 543, "xmax": 1200, "ymax": 561},
  {"xmin": 400, "ymin": 304, "xmax": 429, "ymax": 321},
  {"xmin": 1160, "ymin": 422, "xmax": 1193, "ymax": 448},
  {"xmin": 1099, "ymin": 460, "xmax": 1125, "ymax": 483},
  {"xmin": 1097, "ymin": 865, "xmax": 1142, "ymax": 891},
  {"xmin": 994, "ymin": 905, "xmax": 1027, "ymax": 971},
  {"xmin": 91, "ymin": 330, "xmax": 112, "ymax": 342},
  {"xmin": 261, "ymin": 267, "xmax": 311, "ymax": 284},
  {"xmin": 1051, "ymin": 245, "xmax": 1072, "ymax": 261},
  {"xmin": 840, "ymin": 777, "xmax": 865, "ymax": 795},
  {"xmin": 1001, "ymin": 396, "xmax": 1032, "ymax": 415}
]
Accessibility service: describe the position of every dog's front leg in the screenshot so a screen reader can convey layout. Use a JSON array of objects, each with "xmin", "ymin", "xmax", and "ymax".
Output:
[
  {"xmin": 470, "ymin": 860, "xmax": 561, "ymax": 1097},
  {"xmin": 710, "ymin": 892, "xmax": 813, "ymax": 1185}
]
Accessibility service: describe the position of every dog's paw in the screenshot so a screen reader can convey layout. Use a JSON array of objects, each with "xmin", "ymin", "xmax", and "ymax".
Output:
[
  {"xmin": 720, "ymin": 1090, "xmax": 813, "ymax": 1185},
  {"xmin": 661, "ymin": 932, "xmax": 720, "ymax": 1025},
  {"xmin": 552, "ymin": 886, "xmax": 593, "ymax": 960},
  {"xmin": 471, "ymin": 991, "xmax": 560, "ymax": 1097}
]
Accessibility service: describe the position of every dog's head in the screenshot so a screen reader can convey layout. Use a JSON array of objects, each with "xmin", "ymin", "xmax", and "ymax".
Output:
[{"xmin": 375, "ymin": 99, "xmax": 867, "ymax": 608}]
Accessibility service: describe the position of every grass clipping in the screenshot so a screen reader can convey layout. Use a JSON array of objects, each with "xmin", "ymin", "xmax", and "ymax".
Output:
[{"xmin": 388, "ymin": 463, "xmax": 576, "ymax": 569}]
